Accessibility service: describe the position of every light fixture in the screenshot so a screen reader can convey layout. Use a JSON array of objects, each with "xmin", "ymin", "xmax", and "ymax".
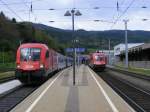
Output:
[
  {"xmin": 75, "ymin": 10, "xmax": 82, "ymax": 16},
  {"xmin": 49, "ymin": 8, "xmax": 55, "ymax": 10},
  {"xmin": 64, "ymin": 10, "xmax": 71, "ymax": 16}
]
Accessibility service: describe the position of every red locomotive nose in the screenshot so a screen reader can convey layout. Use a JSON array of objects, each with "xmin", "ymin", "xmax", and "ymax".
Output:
[
  {"xmin": 15, "ymin": 43, "xmax": 73, "ymax": 84},
  {"xmin": 18, "ymin": 61, "xmax": 40, "ymax": 71},
  {"xmin": 16, "ymin": 47, "xmax": 42, "ymax": 71},
  {"xmin": 89, "ymin": 52, "xmax": 106, "ymax": 71}
]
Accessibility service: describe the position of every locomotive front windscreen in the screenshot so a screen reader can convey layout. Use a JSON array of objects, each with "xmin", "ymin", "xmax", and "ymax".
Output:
[
  {"xmin": 20, "ymin": 48, "xmax": 41, "ymax": 61},
  {"xmin": 95, "ymin": 55, "xmax": 104, "ymax": 61}
]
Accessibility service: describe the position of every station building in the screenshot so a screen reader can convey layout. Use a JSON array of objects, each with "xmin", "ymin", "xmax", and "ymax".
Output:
[
  {"xmin": 113, "ymin": 43, "xmax": 150, "ymax": 69},
  {"xmin": 120, "ymin": 43, "xmax": 150, "ymax": 69}
]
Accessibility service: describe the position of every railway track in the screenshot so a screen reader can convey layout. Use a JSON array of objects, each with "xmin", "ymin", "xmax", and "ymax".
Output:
[
  {"xmin": 98, "ymin": 71, "xmax": 150, "ymax": 112},
  {"xmin": 0, "ymin": 85, "xmax": 37, "ymax": 112}
]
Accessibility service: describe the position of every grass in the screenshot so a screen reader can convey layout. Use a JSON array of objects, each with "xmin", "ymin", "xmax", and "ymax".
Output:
[
  {"xmin": 115, "ymin": 64, "xmax": 150, "ymax": 76},
  {"xmin": 128, "ymin": 67, "xmax": 150, "ymax": 76},
  {"xmin": 0, "ymin": 63, "xmax": 15, "ymax": 70},
  {"xmin": 0, "ymin": 71, "xmax": 15, "ymax": 79},
  {"xmin": 0, "ymin": 63, "xmax": 15, "ymax": 80}
]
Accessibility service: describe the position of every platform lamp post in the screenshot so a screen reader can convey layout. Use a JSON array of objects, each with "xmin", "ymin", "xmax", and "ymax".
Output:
[
  {"xmin": 123, "ymin": 19, "xmax": 129, "ymax": 68},
  {"xmin": 64, "ymin": 9, "xmax": 82, "ymax": 85},
  {"xmin": 108, "ymin": 39, "xmax": 111, "ymax": 65}
]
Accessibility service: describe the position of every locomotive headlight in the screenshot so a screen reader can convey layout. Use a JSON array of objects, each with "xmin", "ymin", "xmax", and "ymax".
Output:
[
  {"xmin": 40, "ymin": 64, "xmax": 44, "ymax": 68},
  {"xmin": 17, "ymin": 65, "xmax": 20, "ymax": 68}
]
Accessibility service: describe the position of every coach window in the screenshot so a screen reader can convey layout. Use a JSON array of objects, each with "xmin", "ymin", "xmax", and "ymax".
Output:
[{"xmin": 46, "ymin": 50, "xmax": 49, "ymax": 58}]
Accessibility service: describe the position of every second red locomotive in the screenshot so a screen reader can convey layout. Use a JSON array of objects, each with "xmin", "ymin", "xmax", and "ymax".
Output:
[
  {"xmin": 89, "ymin": 52, "xmax": 107, "ymax": 71},
  {"xmin": 15, "ymin": 43, "xmax": 72, "ymax": 84}
]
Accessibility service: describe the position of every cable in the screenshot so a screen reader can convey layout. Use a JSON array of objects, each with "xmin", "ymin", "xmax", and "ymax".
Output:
[
  {"xmin": 0, "ymin": 2, "xmax": 31, "ymax": 5},
  {"xmin": 0, "ymin": 0, "xmax": 139, "ymax": 30},
  {"xmin": 0, "ymin": 0, "xmax": 24, "ymax": 21},
  {"xmin": 112, "ymin": 0, "xmax": 127, "ymax": 20},
  {"xmin": 48, "ymin": 19, "xmax": 114, "ymax": 23},
  {"xmin": 0, "ymin": 0, "xmax": 43, "ymax": 5},
  {"xmin": 1, "ymin": 6, "xmax": 146, "ymax": 13},
  {"xmin": 110, "ymin": 0, "xmax": 136, "ymax": 29},
  {"xmin": 22, "ymin": 0, "xmax": 39, "ymax": 23},
  {"xmin": 9, "ymin": 6, "xmax": 148, "ymax": 12}
]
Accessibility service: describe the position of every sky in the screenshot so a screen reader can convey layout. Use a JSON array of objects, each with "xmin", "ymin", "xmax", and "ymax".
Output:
[{"xmin": 0, "ymin": 0, "xmax": 150, "ymax": 31}]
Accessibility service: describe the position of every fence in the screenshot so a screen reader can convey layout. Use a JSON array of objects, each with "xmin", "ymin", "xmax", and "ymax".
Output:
[{"xmin": 115, "ymin": 61, "xmax": 150, "ymax": 69}]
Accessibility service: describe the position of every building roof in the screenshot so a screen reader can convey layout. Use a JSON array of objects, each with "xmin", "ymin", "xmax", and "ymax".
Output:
[
  {"xmin": 114, "ymin": 43, "xmax": 144, "ymax": 56},
  {"xmin": 129, "ymin": 43, "xmax": 150, "ymax": 52}
]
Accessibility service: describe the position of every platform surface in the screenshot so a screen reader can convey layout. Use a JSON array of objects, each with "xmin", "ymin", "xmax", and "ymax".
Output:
[{"xmin": 11, "ymin": 65, "xmax": 135, "ymax": 112}]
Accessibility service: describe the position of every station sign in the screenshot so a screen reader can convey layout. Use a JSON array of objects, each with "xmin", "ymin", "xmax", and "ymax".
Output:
[{"xmin": 66, "ymin": 48, "xmax": 85, "ymax": 52}]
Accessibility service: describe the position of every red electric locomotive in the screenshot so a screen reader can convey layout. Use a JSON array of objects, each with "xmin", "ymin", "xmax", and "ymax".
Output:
[
  {"xmin": 15, "ymin": 43, "xmax": 67, "ymax": 84},
  {"xmin": 89, "ymin": 52, "xmax": 107, "ymax": 71}
]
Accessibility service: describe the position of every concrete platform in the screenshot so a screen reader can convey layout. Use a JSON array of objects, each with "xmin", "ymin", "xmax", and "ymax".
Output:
[{"xmin": 11, "ymin": 65, "xmax": 135, "ymax": 112}]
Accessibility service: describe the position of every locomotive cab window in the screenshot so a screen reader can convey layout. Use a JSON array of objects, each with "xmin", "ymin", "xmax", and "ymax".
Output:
[
  {"xmin": 46, "ymin": 50, "xmax": 49, "ymax": 58},
  {"xmin": 20, "ymin": 48, "xmax": 41, "ymax": 61},
  {"xmin": 95, "ymin": 55, "xmax": 103, "ymax": 61}
]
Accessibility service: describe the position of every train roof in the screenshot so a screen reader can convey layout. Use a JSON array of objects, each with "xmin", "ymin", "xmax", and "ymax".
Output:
[
  {"xmin": 19, "ymin": 43, "xmax": 49, "ymax": 49},
  {"xmin": 91, "ymin": 52, "xmax": 105, "ymax": 55}
]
